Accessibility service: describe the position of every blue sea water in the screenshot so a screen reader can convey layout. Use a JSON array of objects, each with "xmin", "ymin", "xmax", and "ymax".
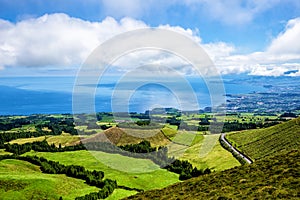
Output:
[{"xmin": 0, "ymin": 75, "xmax": 271, "ymax": 115}]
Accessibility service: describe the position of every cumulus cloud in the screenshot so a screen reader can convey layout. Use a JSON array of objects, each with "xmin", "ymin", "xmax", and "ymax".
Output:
[
  {"xmin": 0, "ymin": 13, "xmax": 205, "ymax": 76},
  {"xmin": 268, "ymin": 18, "xmax": 300, "ymax": 55},
  {"xmin": 0, "ymin": 13, "xmax": 148, "ymax": 69},
  {"xmin": 199, "ymin": 17, "xmax": 300, "ymax": 76},
  {"xmin": 0, "ymin": 13, "xmax": 300, "ymax": 77}
]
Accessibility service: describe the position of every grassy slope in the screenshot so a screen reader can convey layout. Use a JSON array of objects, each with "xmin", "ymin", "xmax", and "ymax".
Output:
[
  {"xmin": 83, "ymin": 127, "xmax": 170, "ymax": 147},
  {"xmin": 0, "ymin": 149, "xmax": 12, "ymax": 156},
  {"xmin": 0, "ymin": 159, "xmax": 99, "ymax": 200},
  {"xmin": 106, "ymin": 189, "xmax": 137, "ymax": 200},
  {"xmin": 226, "ymin": 117, "xmax": 300, "ymax": 160},
  {"xmin": 125, "ymin": 149, "xmax": 300, "ymax": 200},
  {"xmin": 9, "ymin": 133, "xmax": 81, "ymax": 147},
  {"xmin": 8, "ymin": 136, "xmax": 47, "ymax": 145},
  {"xmin": 24, "ymin": 150, "xmax": 179, "ymax": 191},
  {"xmin": 163, "ymin": 126, "xmax": 240, "ymax": 171},
  {"xmin": 180, "ymin": 134, "xmax": 240, "ymax": 171}
]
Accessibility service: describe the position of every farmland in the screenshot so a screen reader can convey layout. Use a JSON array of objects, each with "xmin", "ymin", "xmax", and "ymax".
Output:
[
  {"xmin": 0, "ymin": 111, "xmax": 296, "ymax": 199},
  {"xmin": 24, "ymin": 150, "xmax": 180, "ymax": 191}
]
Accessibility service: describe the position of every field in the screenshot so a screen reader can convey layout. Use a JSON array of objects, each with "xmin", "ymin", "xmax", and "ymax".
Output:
[
  {"xmin": 181, "ymin": 134, "xmax": 240, "ymax": 171},
  {"xmin": 0, "ymin": 159, "xmax": 99, "ymax": 200},
  {"xmin": 167, "ymin": 134, "xmax": 240, "ymax": 171},
  {"xmin": 0, "ymin": 149, "xmax": 12, "ymax": 156},
  {"xmin": 226, "ymin": 117, "xmax": 300, "ymax": 160},
  {"xmin": 24, "ymin": 150, "xmax": 180, "ymax": 191},
  {"xmin": 9, "ymin": 133, "xmax": 82, "ymax": 147},
  {"xmin": 125, "ymin": 149, "xmax": 300, "ymax": 200},
  {"xmin": 106, "ymin": 189, "xmax": 137, "ymax": 200},
  {"xmin": 1, "ymin": 112, "xmax": 289, "ymax": 199}
]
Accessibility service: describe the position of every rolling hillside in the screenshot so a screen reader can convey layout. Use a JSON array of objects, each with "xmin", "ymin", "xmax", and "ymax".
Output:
[
  {"xmin": 226, "ymin": 117, "xmax": 300, "ymax": 160},
  {"xmin": 0, "ymin": 159, "xmax": 99, "ymax": 200},
  {"xmin": 82, "ymin": 127, "xmax": 170, "ymax": 146},
  {"xmin": 124, "ymin": 149, "xmax": 300, "ymax": 200}
]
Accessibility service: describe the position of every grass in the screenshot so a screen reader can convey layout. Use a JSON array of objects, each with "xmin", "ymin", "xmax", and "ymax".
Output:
[
  {"xmin": 46, "ymin": 133, "xmax": 81, "ymax": 147},
  {"xmin": 8, "ymin": 133, "xmax": 82, "ymax": 147},
  {"xmin": 120, "ymin": 128, "xmax": 169, "ymax": 147},
  {"xmin": 9, "ymin": 136, "xmax": 47, "ymax": 145},
  {"xmin": 84, "ymin": 127, "xmax": 171, "ymax": 147},
  {"xmin": 125, "ymin": 149, "xmax": 300, "ymax": 200},
  {"xmin": 24, "ymin": 150, "xmax": 180, "ymax": 191},
  {"xmin": 178, "ymin": 134, "xmax": 240, "ymax": 171},
  {"xmin": 0, "ymin": 149, "xmax": 12, "ymax": 156},
  {"xmin": 106, "ymin": 189, "xmax": 137, "ymax": 200},
  {"xmin": 226, "ymin": 117, "xmax": 300, "ymax": 160},
  {"xmin": 166, "ymin": 133, "xmax": 240, "ymax": 171},
  {"xmin": 171, "ymin": 131, "xmax": 197, "ymax": 146},
  {"xmin": 161, "ymin": 126, "xmax": 177, "ymax": 139},
  {"xmin": 0, "ymin": 159, "xmax": 99, "ymax": 200}
]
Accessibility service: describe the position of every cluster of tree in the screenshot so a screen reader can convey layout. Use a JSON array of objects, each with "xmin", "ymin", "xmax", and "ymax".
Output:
[
  {"xmin": 130, "ymin": 113, "xmax": 150, "ymax": 119},
  {"xmin": 203, "ymin": 121, "xmax": 281, "ymax": 133},
  {"xmin": 280, "ymin": 112, "xmax": 297, "ymax": 118},
  {"xmin": 83, "ymin": 121, "xmax": 112, "ymax": 131},
  {"xmin": 0, "ymin": 154, "xmax": 117, "ymax": 200},
  {"xmin": 4, "ymin": 140, "xmax": 86, "ymax": 155},
  {"xmin": 164, "ymin": 159, "xmax": 211, "ymax": 180},
  {"xmin": 221, "ymin": 122, "xmax": 258, "ymax": 132},
  {"xmin": 42, "ymin": 121, "xmax": 77, "ymax": 135},
  {"xmin": 120, "ymin": 140, "xmax": 156, "ymax": 153},
  {"xmin": 219, "ymin": 136, "xmax": 247, "ymax": 165},
  {"xmin": 0, "ymin": 115, "xmax": 79, "ymax": 148},
  {"xmin": 166, "ymin": 117, "xmax": 181, "ymax": 126},
  {"xmin": 117, "ymin": 122, "xmax": 163, "ymax": 129},
  {"xmin": 83, "ymin": 121, "xmax": 99, "ymax": 130},
  {"xmin": 75, "ymin": 181, "xmax": 116, "ymax": 200},
  {"xmin": 0, "ymin": 130, "xmax": 49, "ymax": 148},
  {"xmin": 0, "ymin": 118, "xmax": 31, "ymax": 131},
  {"xmin": 136, "ymin": 120, "xmax": 151, "ymax": 126}
]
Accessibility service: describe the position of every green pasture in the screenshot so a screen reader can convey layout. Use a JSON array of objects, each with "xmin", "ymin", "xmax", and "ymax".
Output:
[
  {"xmin": 0, "ymin": 159, "xmax": 99, "ymax": 200},
  {"xmin": 24, "ymin": 150, "xmax": 180, "ymax": 191}
]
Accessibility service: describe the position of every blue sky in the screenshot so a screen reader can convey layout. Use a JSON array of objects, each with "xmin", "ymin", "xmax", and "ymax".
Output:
[{"xmin": 0, "ymin": 0, "xmax": 300, "ymax": 76}]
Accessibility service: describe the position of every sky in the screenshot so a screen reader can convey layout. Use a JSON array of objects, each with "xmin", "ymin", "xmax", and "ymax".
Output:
[{"xmin": 0, "ymin": 0, "xmax": 300, "ymax": 76}]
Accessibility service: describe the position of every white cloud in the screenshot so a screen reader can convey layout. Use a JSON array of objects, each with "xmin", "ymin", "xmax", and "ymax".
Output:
[
  {"xmin": 268, "ymin": 18, "xmax": 300, "ymax": 55},
  {"xmin": 0, "ymin": 13, "xmax": 148, "ymax": 69},
  {"xmin": 0, "ymin": 13, "xmax": 299, "ymax": 77},
  {"xmin": 206, "ymin": 17, "xmax": 300, "ymax": 76},
  {"xmin": 0, "ymin": 13, "xmax": 204, "ymax": 76}
]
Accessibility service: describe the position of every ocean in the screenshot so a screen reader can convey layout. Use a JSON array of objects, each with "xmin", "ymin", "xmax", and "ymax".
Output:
[{"xmin": 0, "ymin": 75, "xmax": 279, "ymax": 115}]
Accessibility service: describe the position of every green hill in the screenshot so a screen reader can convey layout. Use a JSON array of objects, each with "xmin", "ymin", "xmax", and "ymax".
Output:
[
  {"xmin": 124, "ymin": 149, "xmax": 300, "ymax": 200},
  {"xmin": 82, "ymin": 127, "xmax": 170, "ymax": 147},
  {"xmin": 0, "ymin": 159, "xmax": 99, "ymax": 200},
  {"xmin": 226, "ymin": 117, "xmax": 300, "ymax": 160}
]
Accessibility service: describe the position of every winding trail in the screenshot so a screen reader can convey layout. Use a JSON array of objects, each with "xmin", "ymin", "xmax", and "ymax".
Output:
[{"xmin": 220, "ymin": 133, "xmax": 253, "ymax": 164}]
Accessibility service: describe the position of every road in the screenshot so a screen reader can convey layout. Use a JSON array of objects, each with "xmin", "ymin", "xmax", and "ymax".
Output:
[{"xmin": 220, "ymin": 133, "xmax": 253, "ymax": 164}]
